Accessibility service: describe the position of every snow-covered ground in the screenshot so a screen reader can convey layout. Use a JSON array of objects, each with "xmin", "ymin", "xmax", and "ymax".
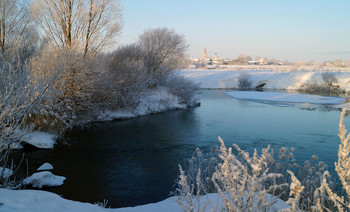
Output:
[
  {"xmin": 179, "ymin": 69, "xmax": 350, "ymax": 91},
  {"xmin": 0, "ymin": 189, "xmax": 289, "ymax": 212}
]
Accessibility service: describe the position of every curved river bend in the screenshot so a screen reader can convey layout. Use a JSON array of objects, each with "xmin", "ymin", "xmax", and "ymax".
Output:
[{"xmin": 14, "ymin": 90, "xmax": 350, "ymax": 208}]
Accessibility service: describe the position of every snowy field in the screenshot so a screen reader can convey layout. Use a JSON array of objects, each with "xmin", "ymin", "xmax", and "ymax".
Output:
[{"xmin": 179, "ymin": 69, "xmax": 350, "ymax": 91}]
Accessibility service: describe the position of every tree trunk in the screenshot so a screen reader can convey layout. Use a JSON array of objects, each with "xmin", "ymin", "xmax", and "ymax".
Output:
[{"xmin": 84, "ymin": 0, "xmax": 93, "ymax": 57}]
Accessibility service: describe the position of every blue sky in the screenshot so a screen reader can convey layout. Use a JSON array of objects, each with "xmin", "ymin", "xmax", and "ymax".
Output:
[{"xmin": 118, "ymin": 0, "xmax": 350, "ymax": 62}]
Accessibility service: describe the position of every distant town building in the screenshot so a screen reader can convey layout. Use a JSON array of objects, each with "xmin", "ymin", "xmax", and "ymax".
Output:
[
  {"xmin": 248, "ymin": 59, "xmax": 264, "ymax": 65},
  {"xmin": 213, "ymin": 53, "xmax": 218, "ymax": 61},
  {"xmin": 202, "ymin": 48, "xmax": 207, "ymax": 59}
]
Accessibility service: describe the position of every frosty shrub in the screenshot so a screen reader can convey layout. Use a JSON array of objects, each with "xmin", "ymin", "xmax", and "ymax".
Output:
[
  {"xmin": 282, "ymin": 109, "xmax": 350, "ymax": 211},
  {"xmin": 28, "ymin": 48, "xmax": 76, "ymax": 132},
  {"xmin": 175, "ymin": 148, "xmax": 218, "ymax": 196},
  {"xmin": 322, "ymin": 72, "xmax": 338, "ymax": 87},
  {"xmin": 298, "ymin": 72, "xmax": 343, "ymax": 95},
  {"xmin": 176, "ymin": 138, "xmax": 285, "ymax": 211},
  {"xmin": 175, "ymin": 147, "xmax": 220, "ymax": 212},
  {"xmin": 267, "ymin": 147, "xmax": 334, "ymax": 211},
  {"xmin": 317, "ymin": 108, "xmax": 350, "ymax": 211},
  {"xmin": 0, "ymin": 57, "xmax": 62, "ymax": 187},
  {"xmin": 238, "ymin": 72, "xmax": 252, "ymax": 89},
  {"xmin": 162, "ymin": 74, "xmax": 200, "ymax": 106},
  {"xmin": 107, "ymin": 44, "xmax": 147, "ymax": 109},
  {"xmin": 32, "ymin": 48, "xmax": 109, "ymax": 125},
  {"xmin": 0, "ymin": 57, "xmax": 63, "ymax": 137},
  {"xmin": 61, "ymin": 53, "xmax": 103, "ymax": 122},
  {"xmin": 176, "ymin": 110, "xmax": 350, "ymax": 211},
  {"xmin": 212, "ymin": 137, "xmax": 283, "ymax": 211},
  {"xmin": 176, "ymin": 139, "xmax": 337, "ymax": 211}
]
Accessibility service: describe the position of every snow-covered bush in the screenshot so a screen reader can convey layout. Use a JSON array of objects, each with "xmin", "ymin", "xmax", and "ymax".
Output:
[
  {"xmin": 176, "ymin": 138, "xmax": 338, "ymax": 211},
  {"xmin": 28, "ymin": 48, "xmax": 75, "ymax": 133},
  {"xmin": 316, "ymin": 108, "xmax": 350, "ymax": 211},
  {"xmin": 267, "ymin": 147, "xmax": 334, "ymax": 211},
  {"xmin": 298, "ymin": 72, "xmax": 343, "ymax": 95},
  {"xmin": 322, "ymin": 72, "xmax": 338, "ymax": 87},
  {"xmin": 176, "ymin": 138, "xmax": 285, "ymax": 211},
  {"xmin": 162, "ymin": 74, "xmax": 200, "ymax": 106},
  {"xmin": 212, "ymin": 137, "xmax": 283, "ymax": 211},
  {"xmin": 174, "ymin": 148, "xmax": 218, "ymax": 199},
  {"xmin": 238, "ymin": 72, "xmax": 252, "ymax": 89},
  {"xmin": 31, "ymin": 47, "xmax": 110, "ymax": 125},
  {"xmin": 281, "ymin": 109, "xmax": 350, "ymax": 211},
  {"xmin": 106, "ymin": 44, "xmax": 147, "ymax": 109},
  {"xmin": 0, "ymin": 56, "xmax": 62, "ymax": 187},
  {"xmin": 0, "ymin": 57, "xmax": 63, "ymax": 136}
]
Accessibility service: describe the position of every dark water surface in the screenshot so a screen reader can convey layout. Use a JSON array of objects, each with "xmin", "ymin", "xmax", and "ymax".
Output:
[{"xmin": 13, "ymin": 90, "xmax": 350, "ymax": 208}]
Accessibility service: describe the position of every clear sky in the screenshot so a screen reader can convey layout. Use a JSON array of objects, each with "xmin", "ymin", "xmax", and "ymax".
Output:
[{"xmin": 118, "ymin": 0, "xmax": 350, "ymax": 62}]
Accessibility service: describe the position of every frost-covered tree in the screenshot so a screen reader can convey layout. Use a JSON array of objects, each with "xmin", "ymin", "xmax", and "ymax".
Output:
[
  {"xmin": 31, "ymin": 0, "xmax": 122, "ymax": 57},
  {"xmin": 30, "ymin": 0, "xmax": 123, "ymax": 122},
  {"xmin": 0, "ymin": 0, "xmax": 33, "ymax": 59},
  {"xmin": 139, "ymin": 28, "xmax": 188, "ymax": 88},
  {"xmin": 106, "ymin": 30, "xmax": 196, "ymax": 110}
]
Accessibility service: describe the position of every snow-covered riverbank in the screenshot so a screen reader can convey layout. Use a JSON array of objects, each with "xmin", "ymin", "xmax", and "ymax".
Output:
[
  {"xmin": 179, "ymin": 69, "xmax": 350, "ymax": 91},
  {"xmin": 0, "ymin": 188, "xmax": 289, "ymax": 212},
  {"xmin": 97, "ymin": 88, "xmax": 190, "ymax": 121},
  {"xmin": 15, "ymin": 88, "xmax": 197, "ymax": 149}
]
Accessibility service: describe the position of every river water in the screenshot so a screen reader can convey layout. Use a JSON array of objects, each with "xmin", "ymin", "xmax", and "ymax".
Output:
[{"xmin": 14, "ymin": 90, "xmax": 350, "ymax": 208}]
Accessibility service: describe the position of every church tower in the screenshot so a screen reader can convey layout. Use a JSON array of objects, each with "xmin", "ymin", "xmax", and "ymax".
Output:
[{"xmin": 202, "ymin": 48, "xmax": 207, "ymax": 59}]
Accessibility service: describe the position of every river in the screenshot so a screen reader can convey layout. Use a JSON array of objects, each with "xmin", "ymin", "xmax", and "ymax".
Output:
[{"xmin": 13, "ymin": 90, "xmax": 350, "ymax": 208}]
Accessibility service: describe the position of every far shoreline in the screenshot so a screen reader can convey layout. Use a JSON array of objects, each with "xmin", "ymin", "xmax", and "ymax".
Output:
[{"xmin": 184, "ymin": 64, "xmax": 350, "ymax": 72}]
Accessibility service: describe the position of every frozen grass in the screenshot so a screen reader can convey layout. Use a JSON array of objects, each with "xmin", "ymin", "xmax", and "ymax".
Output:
[{"xmin": 175, "ymin": 113, "xmax": 350, "ymax": 211}]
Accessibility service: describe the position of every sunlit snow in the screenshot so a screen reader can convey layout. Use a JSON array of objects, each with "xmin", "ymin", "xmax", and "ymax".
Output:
[{"xmin": 179, "ymin": 69, "xmax": 350, "ymax": 91}]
